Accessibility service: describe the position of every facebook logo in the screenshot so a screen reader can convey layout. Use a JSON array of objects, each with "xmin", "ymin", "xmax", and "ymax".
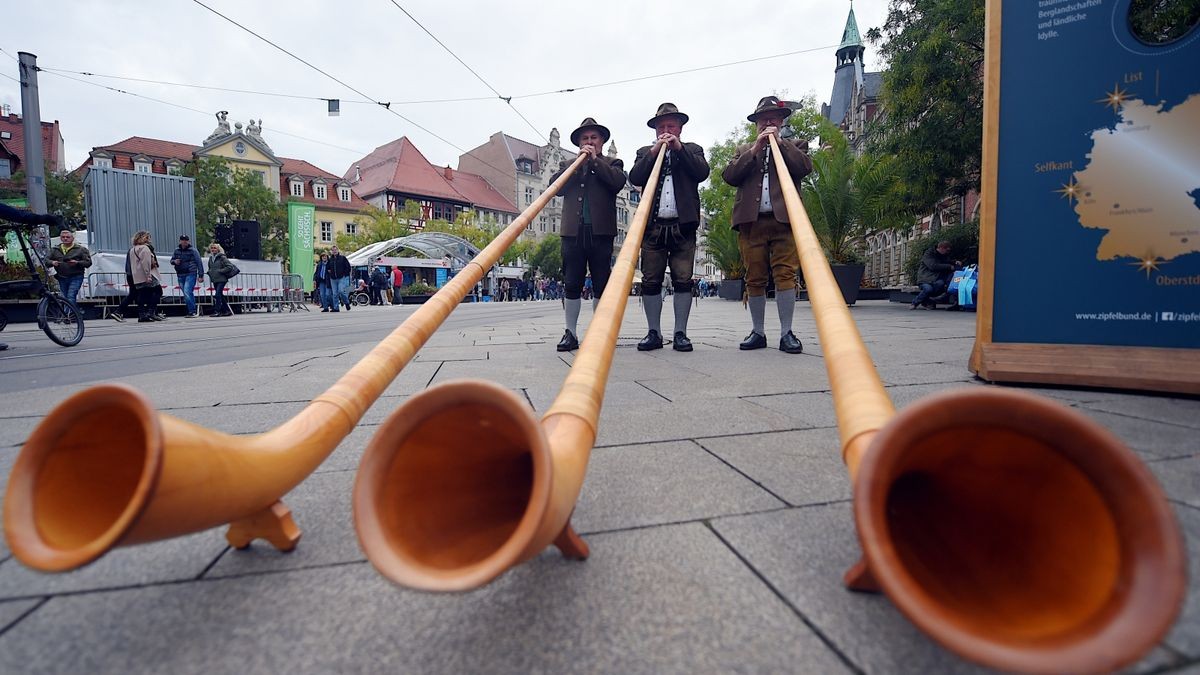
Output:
[{"xmin": 1161, "ymin": 312, "xmax": 1175, "ymax": 321}]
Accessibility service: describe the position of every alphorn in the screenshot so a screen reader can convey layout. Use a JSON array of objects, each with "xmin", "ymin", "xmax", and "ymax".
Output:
[
  {"xmin": 3, "ymin": 152, "xmax": 591, "ymax": 573},
  {"xmin": 353, "ymin": 145, "xmax": 668, "ymax": 591},
  {"xmin": 769, "ymin": 135, "xmax": 1185, "ymax": 674}
]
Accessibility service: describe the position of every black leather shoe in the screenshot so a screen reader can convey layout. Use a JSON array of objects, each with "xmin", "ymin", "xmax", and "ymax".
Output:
[
  {"xmin": 739, "ymin": 331, "xmax": 767, "ymax": 350},
  {"xmin": 779, "ymin": 331, "xmax": 804, "ymax": 354},
  {"xmin": 672, "ymin": 332, "xmax": 693, "ymax": 352},
  {"xmin": 556, "ymin": 330, "xmax": 579, "ymax": 352},
  {"xmin": 637, "ymin": 329, "xmax": 664, "ymax": 351}
]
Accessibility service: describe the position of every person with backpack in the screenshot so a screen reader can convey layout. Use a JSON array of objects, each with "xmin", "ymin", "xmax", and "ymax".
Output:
[{"xmin": 206, "ymin": 242, "xmax": 237, "ymax": 317}]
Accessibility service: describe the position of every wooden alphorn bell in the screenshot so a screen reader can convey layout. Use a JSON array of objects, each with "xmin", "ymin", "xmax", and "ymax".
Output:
[
  {"xmin": 768, "ymin": 135, "xmax": 1185, "ymax": 674},
  {"xmin": 3, "ymin": 152, "xmax": 592, "ymax": 573},
  {"xmin": 352, "ymin": 145, "xmax": 668, "ymax": 591}
]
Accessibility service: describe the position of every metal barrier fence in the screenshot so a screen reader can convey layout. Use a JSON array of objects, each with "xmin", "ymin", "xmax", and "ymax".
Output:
[{"xmin": 87, "ymin": 272, "xmax": 311, "ymax": 315}]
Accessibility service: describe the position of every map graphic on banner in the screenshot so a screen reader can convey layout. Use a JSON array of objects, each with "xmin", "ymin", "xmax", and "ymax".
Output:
[{"xmin": 993, "ymin": 0, "xmax": 1200, "ymax": 348}]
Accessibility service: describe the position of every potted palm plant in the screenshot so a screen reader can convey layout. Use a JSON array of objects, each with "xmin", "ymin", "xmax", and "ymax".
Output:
[
  {"xmin": 703, "ymin": 219, "xmax": 746, "ymax": 300},
  {"xmin": 802, "ymin": 121, "xmax": 909, "ymax": 305}
]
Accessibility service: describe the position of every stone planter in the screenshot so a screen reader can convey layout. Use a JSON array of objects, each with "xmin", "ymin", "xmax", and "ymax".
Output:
[
  {"xmin": 830, "ymin": 263, "xmax": 866, "ymax": 305},
  {"xmin": 719, "ymin": 278, "xmax": 745, "ymax": 301},
  {"xmin": 401, "ymin": 294, "xmax": 433, "ymax": 305}
]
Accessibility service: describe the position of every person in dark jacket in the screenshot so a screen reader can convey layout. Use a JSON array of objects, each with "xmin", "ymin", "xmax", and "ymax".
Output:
[
  {"xmin": 629, "ymin": 103, "xmax": 710, "ymax": 352},
  {"xmin": 327, "ymin": 245, "xmax": 352, "ymax": 311},
  {"xmin": 912, "ymin": 241, "xmax": 959, "ymax": 310},
  {"xmin": 369, "ymin": 265, "xmax": 388, "ymax": 305},
  {"xmin": 548, "ymin": 117, "xmax": 626, "ymax": 352},
  {"xmin": 46, "ymin": 228, "xmax": 92, "ymax": 307},
  {"xmin": 170, "ymin": 235, "xmax": 204, "ymax": 317},
  {"xmin": 313, "ymin": 253, "xmax": 334, "ymax": 311},
  {"xmin": 721, "ymin": 95, "xmax": 813, "ymax": 354}
]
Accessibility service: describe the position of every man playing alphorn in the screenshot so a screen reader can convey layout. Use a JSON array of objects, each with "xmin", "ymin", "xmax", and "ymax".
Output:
[
  {"xmin": 628, "ymin": 102, "xmax": 710, "ymax": 352},
  {"xmin": 721, "ymin": 95, "xmax": 812, "ymax": 354},
  {"xmin": 549, "ymin": 117, "xmax": 627, "ymax": 352}
]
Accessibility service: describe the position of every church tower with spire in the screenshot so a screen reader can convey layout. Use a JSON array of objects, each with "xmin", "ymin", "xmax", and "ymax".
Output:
[{"xmin": 823, "ymin": 2, "xmax": 867, "ymax": 128}]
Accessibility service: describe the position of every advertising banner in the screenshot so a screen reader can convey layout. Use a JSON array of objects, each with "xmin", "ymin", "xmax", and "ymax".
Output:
[{"xmin": 288, "ymin": 201, "xmax": 316, "ymax": 290}]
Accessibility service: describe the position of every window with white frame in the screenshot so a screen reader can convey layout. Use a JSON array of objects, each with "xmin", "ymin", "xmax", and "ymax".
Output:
[
  {"xmin": 252, "ymin": 170, "xmax": 265, "ymax": 185},
  {"xmin": 166, "ymin": 162, "xmax": 184, "ymax": 176},
  {"xmin": 319, "ymin": 221, "xmax": 333, "ymax": 243},
  {"xmin": 345, "ymin": 222, "xmax": 357, "ymax": 235},
  {"xmin": 0, "ymin": 158, "xmax": 10, "ymax": 179},
  {"xmin": 314, "ymin": 184, "xmax": 327, "ymax": 200},
  {"xmin": 525, "ymin": 187, "xmax": 534, "ymax": 205},
  {"xmin": 339, "ymin": 186, "xmax": 351, "ymax": 202},
  {"xmin": 290, "ymin": 180, "xmax": 304, "ymax": 197},
  {"xmin": 135, "ymin": 161, "xmax": 152, "ymax": 173}
]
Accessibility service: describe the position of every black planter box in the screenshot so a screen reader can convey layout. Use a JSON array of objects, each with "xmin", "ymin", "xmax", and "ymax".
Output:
[{"xmin": 719, "ymin": 278, "xmax": 745, "ymax": 300}]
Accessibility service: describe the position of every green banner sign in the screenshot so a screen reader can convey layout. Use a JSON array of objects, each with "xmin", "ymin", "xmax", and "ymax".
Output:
[
  {"xmin": 288, "ymin": 201, "xmax": 316, "ymax": 290},
  {"xmin": 2, "ymin": 198, "xmax": 29, "ymax": 264}
]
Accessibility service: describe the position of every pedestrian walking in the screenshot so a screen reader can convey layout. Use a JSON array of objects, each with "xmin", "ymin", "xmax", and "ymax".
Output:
[
  {"xmin": 206, "ymin": 243, "xmax": 235, "ymax": 317},
  {"xmin": 170, "ymin": 234, "xmax": 204, "ymax": 317}
]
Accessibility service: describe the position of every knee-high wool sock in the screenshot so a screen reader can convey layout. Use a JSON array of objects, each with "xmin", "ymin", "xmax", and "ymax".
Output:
[
  {"xmin": 643, "ymin": 292, "xmax": 663, "ymax": 334},
  {"xmin": 776, "ymin": 289, "xmax": 795, "ymax": 335},
  {"xmin": 748, "ymin": 294, "xmax": 766, "ymax": 335},
  {"xmin": 565, "ymin": 297, "xmax": 581, "ymax": 337},
  {"xmin": 673, "ymin": 290, "xmax": 692, "ymax": 335}
]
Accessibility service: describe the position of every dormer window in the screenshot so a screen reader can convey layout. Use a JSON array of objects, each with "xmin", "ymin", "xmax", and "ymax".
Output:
[
  {"xmin": 517, "ymin": 159, "xmax": 534, "ymax": 174},
  {"xmin": 314, "ymin": 184, "xmax": 327, "ymax": 200},
  {"xmin": 165, "ymin": 159, "xmax": 184, "ymax": 176},
  {"xmin": 290, "ymin": 179, "xmax": 304, "ymax": 197},
  {"xmin": 339, "ymin": 186, "xmax": 351, "ymax": 202},
  {"xmin": 90, "ymin": 150, "xmax": 114, "ymax": 170}
]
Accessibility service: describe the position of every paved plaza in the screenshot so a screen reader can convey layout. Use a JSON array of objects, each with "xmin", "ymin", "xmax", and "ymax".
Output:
[{"xmin": 0, "ymin": 298, "xmax": 1196, "ymax": 673}]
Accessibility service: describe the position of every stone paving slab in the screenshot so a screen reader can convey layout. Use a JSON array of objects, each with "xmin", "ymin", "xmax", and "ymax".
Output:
[
  {"xmin": 591, "ymin": 397, "xmax": 801, "ymax": 447},
  {"xmin": 698, "ymin": 427, "xmax": 852, "ymax": 507},
  {"xmin": 571, "ymin": 440, "xmax": 784, "ymax": 534},
  {"xmin": 711, "ymin": 502, "xmax": 1190, "ymax": 674},
  {"xmin": 0, "ymin": 598, "xmax": 40, "ymax": 633},
  {"xmin": 1080, "ymin": 397, "xmax": 1200, "ymax": 430},
  {"xmin": 0, "ymin": 524, "xmax": 849, "ymax": 675},
  {"xmin": 1168, "ymin": 505, "xmax": 1200, "ymax": 660},
  {"xmin": 1069, "ymin": 408, "xmax": 1199, "ymax": 461},
  {"xmin": 0, "ymin": 530, "xmax": 226, "ymax": 600},
  {"xmin": 1150, "ymin": 456, "xmax": 1200, "ymax": 510}
]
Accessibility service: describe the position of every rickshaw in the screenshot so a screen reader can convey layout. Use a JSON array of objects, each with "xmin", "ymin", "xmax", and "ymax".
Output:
[{"xmin": 0, "ymin": 219, "xmax": 86, "ymax": 347}]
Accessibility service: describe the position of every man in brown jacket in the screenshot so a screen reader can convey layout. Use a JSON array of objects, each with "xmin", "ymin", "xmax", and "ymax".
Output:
[
  {"xmin": 549, "ymin": 117, "xmax": 627, "ymax": 351},
  {"xmin": 629, "ymin": 103, "xmax": 710, "ymax": 352},
  {"xmin": 721, "ymin": 96, "xmax": 813, "ymax": 354}
]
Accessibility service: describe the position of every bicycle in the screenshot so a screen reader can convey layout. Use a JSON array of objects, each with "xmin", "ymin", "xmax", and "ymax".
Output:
[{"xmin": 0, "ymin": 220, "xmax": 86, "ymax": 347}]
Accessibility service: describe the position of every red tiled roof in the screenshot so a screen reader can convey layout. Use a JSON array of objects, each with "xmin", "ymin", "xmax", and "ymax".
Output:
[
  {"xmin": 447, "ymin": 171, "xmax": 517, "ymax": 214},
  {"xmin": 0, "ymin": 113, "xmax": 63, "ymax": 173},
  {"xmin": 280, "ymin": 158, "xmax": 370, "ymax": 212},
  {"xmin": 345, "ymin": 137, "xmax": 517, "ymax": 214}
]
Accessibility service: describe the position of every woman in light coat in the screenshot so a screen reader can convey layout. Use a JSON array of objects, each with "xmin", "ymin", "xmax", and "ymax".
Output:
[
  {"xmin": 129, "ymin": 231, "xmax": 163, "ymax": 322},
  {"xmin": 206, "ymin": 243, "xmax": 235, "ymax": 317}
]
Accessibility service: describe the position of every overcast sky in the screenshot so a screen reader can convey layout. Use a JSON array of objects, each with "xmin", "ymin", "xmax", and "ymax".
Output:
[{"xmin": 2, "ymin": 0, "xmax": 888, "ymax": 179}]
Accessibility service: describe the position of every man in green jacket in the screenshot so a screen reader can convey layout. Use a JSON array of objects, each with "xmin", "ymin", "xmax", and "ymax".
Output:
[{"xmin": 47, "ymin": 228, "xmax": 92, "ymax": 307}]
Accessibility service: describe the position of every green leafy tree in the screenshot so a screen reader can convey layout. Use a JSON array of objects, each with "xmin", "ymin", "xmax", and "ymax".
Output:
[
  {"xmin": 699, "ymin": 93, "xmax": 825, "ymax": 276},
  {"xmin": 803, "ymin": 120, "xmax": 912, "ymax": 263},
  {"xmin": 337, "ymin": 204, "xmax": 415, "ymax": 252},
  {"xmin": 0, "ymin": 171, "xmax": 84, "ymax": 224},
  {"xmin": 526, "ymin": 234, "xmax": 562, "ymax": 279},
  {"xmin": 866, "ymin": 0, "xmax": 986, "ymax": 213},
  {"xmin": 187, "ymin": 156, "xmax": 288, "ymax": 260}
]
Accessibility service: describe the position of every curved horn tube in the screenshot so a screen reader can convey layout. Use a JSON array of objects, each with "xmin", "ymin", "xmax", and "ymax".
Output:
[
  {"xmin": 4, "ymin": 153, "xmax": 591, "ymax": 572},
  {"xmin": 354, "ymin": 146, "xmax": 669, "ymax": 591},
  {"xmin": 768, "ymin": 136, "xmax": 1185, "ymax": 673}
]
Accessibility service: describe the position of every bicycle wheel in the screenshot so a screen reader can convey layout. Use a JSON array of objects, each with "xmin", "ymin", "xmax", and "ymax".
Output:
[
  {"xmin": 38, "ymin": 295, "xmax": 85, "ymax": 347},
  {"xmin": 0, "ymin": 307, "xmax": 7, "ymax": 332}
]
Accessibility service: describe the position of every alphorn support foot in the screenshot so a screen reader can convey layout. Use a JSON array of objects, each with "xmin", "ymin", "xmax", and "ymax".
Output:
[
  {"xmin": 226, "ymin": 500, "xmax": 302, "ymax": 552},
  {"xmin": 553, "ymin": 522, "xmax": 589, "ymax": 560},
  {"xmin": 842, "ymin": 557, "xmax": 881, "ymax": 593}
]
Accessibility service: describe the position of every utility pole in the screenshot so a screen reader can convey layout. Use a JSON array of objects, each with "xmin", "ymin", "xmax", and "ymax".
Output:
[{"xmin": 18, "ymin": 51, "xmax": 49, "ymax": 259}]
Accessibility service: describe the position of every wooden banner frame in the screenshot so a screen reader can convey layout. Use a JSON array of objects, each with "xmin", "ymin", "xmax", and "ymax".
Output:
[{"xmin": 969, "ymin": 0, "xmax": 1200, "ymax": 395}]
